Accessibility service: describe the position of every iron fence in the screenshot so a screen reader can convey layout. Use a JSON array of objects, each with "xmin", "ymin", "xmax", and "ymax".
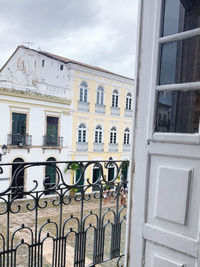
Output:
[
  {"xmin": 0, "ymin": 160, "xmax": 129, "ymax": 267},
  {"xmin": 7, "ymin": 134, "xmax": 32, "ymax": 147},
  {"xmin": 43, "ymin": 136, "xmax": 63, "ymax": 147}
]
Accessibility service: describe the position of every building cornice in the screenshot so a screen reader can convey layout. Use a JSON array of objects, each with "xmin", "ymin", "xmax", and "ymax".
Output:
[
  {"xmin": 0, "ymin": 86, "xmax": 71, "ymax": 105},
  {"xmin": 67, "ymin": 63, "xmax": 134, "ymax": 85}
]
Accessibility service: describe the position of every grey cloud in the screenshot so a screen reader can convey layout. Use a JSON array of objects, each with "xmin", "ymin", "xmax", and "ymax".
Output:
[
  {"xmin": 0, "ymin": 0, "xmax": 138, "ymax": 78},
  {"xmin": 0, "ymin": 0, "xmax": 101, "ymax": 39}
]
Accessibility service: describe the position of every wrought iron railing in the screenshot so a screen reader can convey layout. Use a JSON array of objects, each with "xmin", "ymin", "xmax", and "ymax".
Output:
[
  {"xmin": 43, "ymin": 135, "xmax": 63, "ymax": 147},
  {"xmin": 0, "ymin": 160, "xmax": 129, "ymax": 267},
  {"xmin": 7, "ymin": 133, "xmax": 32, "ymax": 147}
]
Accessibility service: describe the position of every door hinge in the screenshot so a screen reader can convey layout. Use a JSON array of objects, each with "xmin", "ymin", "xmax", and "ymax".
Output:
[{"xmin": 132, "ymin": 161, "xmax": 135, "ymax": 174}]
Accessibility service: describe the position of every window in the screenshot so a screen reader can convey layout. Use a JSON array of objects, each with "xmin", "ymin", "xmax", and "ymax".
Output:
[
  {"xmin": 96, "ymin": 85, "xmax": 104, "ymax": 105},
  {"xmin": 126, "ymin": 93, "xmax": 132, "ymax": 110},
  {"xmin": 46, "ymin": 116, "xmax": 59, "ymax": 146},
  {"xmin": 12, "ymin": 113, "xmax": 26, "ymax": 145},
  {"xmin": 78, "ymin": 123, "xmax": 87, "ymax": 143},
  {"xmin": 110, "ymin": 126, "xmax": 117, "ymax": 144},
  {"xmin": 155, "ymin": 0, "xmax": 200, "ymax": 134},
  {"xmin": 156, "ymin": 90, "xmax": 200, "ymax": 133},
  {"xmin": 45, "ymin": 157, "xmax": 56, "ymax": 195},
  {"xmin": 124, "ymin": 128, "xmax": 130, "ymax": 144},
  {"xmin": 94, "ymin": 125, "xmax": 102, "ymax": 143},
  {"xmin": 108, "ymin": 162, "xmax": 115, "ymax": 189},
  {"xmin": 92, "ymin": 164, "xmax": 100, "ymax": 191},
  {"xmin": 162, "ymin": 0, "xmax": 200, "ymax": 37},
  {"xmin": 42, "ymin": 59, "xmax": 45, "ymax": 67},
  {"xmin": 112, "ymin": 89, "xmax": 119, "ymax": 108},
  {"xmin": 11, "ymin": 158, "xmax": 24, "ymax": 199},
  {"xmin": 60, "ymin": 64, "xmax": 64, "ymax": 71},
  {"xmin": 80, "ymin": 81, "xmax": 88, "ymax": 102}
]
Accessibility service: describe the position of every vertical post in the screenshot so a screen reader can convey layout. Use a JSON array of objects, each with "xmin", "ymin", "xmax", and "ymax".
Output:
[
  {"xmin": 57, "ymin": 188, "xmax": 63, "ymax": 267},
  {"xmin": 6, "ymin": 194, "xmax": 10, "ymax": 267}
]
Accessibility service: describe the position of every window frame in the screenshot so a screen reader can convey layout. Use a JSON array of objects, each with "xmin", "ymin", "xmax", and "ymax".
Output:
[
  {"xmin": 79, "ymin": 81, "xmax": 88, "ymax": 103},
  {"xmin": 112, "ymin": 89, "xmax": 119, "ymax": 108},
  {"xmin": 96, "ymin": 85, "xmax": 104, "ymax": 105},
  {"xmin": 94, "ymin": 125, "xmax": 103, "ymax": 144},
  {"xmin": 126, "ymin": 92, "xmax": 132, "ymax": 110},
  {"xmin": 110, "ymin": 126, "xmax": 117, "ymax": 144},
  {"xmin": 78, "ymin": 123, "xmax": 87, "ymax": 143},
  {"xmin": 124, "ymin": 128, "xmax": 130, "ymax": 144},
  {"xmin": 148, "ymin": 0, "xmax": 200, "ymax": 144}
]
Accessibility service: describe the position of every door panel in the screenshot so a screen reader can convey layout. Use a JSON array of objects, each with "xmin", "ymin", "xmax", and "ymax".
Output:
[
  {"xmin": 144, "ymin": 242, "xmax": 195, "ymax": 267},
  {"xmin": 146, "ymin": 152, "xmax": 200, "ymax": 239}
]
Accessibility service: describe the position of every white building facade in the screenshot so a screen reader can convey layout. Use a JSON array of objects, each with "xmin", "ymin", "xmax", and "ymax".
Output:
[{"xmin": 0, "ymin": 46, "xmax": 72, "ymax": 193}]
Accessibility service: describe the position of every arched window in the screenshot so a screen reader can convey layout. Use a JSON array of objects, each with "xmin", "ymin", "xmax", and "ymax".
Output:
[
  {"xmin": 96, "ymin": 85, "xmax": 104, "ymax": 105},
  {"xmin": 94, "ymin": 125, "xmax": 102, "ymax": 143},
  {"xmin": 124, "ymin": 128, "xmax": 130, "ymax": 144},
  {"xmin": 126, "ymin": 92, "xmax": 132, "ymax": 110},
  {"xmin": 79, "ymin": 81, "xmax": 88, "ymax": 102},
  {"xmin": 92, "ymin": 163, "xmax": 100, "ymax": 191},
  {"xmin": 45, "ymin": 157, "xmax": 56, "ymax": 195},
  {"xmin": 11, "ymin": 158, "xmax": 24, "ymax": 199},
  {"xmin": 110, "ymin": 126, "xmax": 117, "ymax": 144},
  {"xmin": 78, "ymin": 123, "xmax": 87, "ymax": 143},
  {"xmin": 112, "ymin": 89, "xmax": 119, "ymax": 108}
]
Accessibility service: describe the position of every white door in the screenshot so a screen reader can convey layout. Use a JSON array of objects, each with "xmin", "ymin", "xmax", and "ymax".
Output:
[{"xmin": 128, "ymin": 0, "xmax": 200, "ymax": 266}]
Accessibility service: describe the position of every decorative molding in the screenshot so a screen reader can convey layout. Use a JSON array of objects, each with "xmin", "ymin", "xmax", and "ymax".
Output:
[
  {"xmin": 0, "ymin": 86, "xmax": 71, "ymax": 105},
  {"xmin": 153, "ymin": 253, "xmax": 185, "ymax": 267},
  {"xmin": 142, "ymin": 223, "xmax": 198, "ymax": 258},
  {"xmin": 155, "ymin": 166, "xmax": 191, "ymax": 225},
  {"xmin": 68, "ymin": 63, "xmax": 134, "ymax": 85}
]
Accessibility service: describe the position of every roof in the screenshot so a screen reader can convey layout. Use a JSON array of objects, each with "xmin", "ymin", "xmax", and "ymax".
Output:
[{"xmin": 1, "ymin": 45, "xmax": 134, "ymax": 82}]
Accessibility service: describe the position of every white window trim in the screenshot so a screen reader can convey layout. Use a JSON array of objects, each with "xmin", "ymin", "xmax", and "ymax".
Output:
[
  {"xmin": 79, "ymin": 81, "xmax": 89, "ymax": 103},
  {"xmin": 110, "ymin": 126, "xmax": 117, "ymax": 144},
  {"xmin": 111, "ymin": 89, "xmax": 119, "ymax": 108},
  {"xmin": 94, "ymin": 125, "xmax": 103, "ymax": 143},
  {"xmin": 96, "ymin": 85, "xmax": 104, "ymax": 105},
  {"xmin": 124, "ymin": 128, "xmax": 130, "ymax": 144},
  {"xmin": 126, "ymin": 92, "xmax": 132, "ymax": 110},
  {"xmin": 77, "ymin": 123, "xmax": 87, "ymax": 143},
  {"xmin": 145, "ymin": 0, "xmax": 200, "ymax": 144}
]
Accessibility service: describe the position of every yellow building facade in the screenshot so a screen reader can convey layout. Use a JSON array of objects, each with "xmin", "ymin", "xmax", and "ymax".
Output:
[{"xmin": 68, "ymin": 65, "xmax": 134, "ymax": 163}]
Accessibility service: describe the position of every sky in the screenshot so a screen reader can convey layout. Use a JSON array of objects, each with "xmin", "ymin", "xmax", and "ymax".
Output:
[{"xmin": 0, "ymin": 0, "xmax": 138, "ymax": 79}]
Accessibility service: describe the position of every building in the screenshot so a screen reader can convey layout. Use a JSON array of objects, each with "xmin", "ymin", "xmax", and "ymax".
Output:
[{"xmin": 0, "ymin": 45, "xmax": 134, "ymax": 192}]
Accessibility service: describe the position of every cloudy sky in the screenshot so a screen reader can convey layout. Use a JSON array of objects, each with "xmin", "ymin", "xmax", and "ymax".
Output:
[{"xmin": 0, "ymin": 0, "xmax": 138, "ymax": 78}]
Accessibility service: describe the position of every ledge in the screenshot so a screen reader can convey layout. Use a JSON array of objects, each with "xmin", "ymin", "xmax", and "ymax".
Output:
[{"xmin": 0, "ymin": 86, "xmax": 71, "ymax": 105}]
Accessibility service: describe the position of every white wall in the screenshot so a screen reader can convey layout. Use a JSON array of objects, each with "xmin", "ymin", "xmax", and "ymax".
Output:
[{"xmin": 0, "ymin": 47, "xmax": 70, "ymax": 98}]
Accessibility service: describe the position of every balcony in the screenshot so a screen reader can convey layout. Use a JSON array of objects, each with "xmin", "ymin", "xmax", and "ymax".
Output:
[
  {"xmin": 111, "ymin": 106, "xmax": 120, "ymax": 116},
  {"xmin": 0, "ymin": 159, "xmax": 129, "ymax": 266},
  {"xmin": 124, "ymin": 109, "xmax": 133, "ymax": 117},
  {"xmin": 43, "ymin": 135, "xmax": 63, "ymax": 147},
  {"xmin": 78, "ymin": 101, "xmax": 90, "ymax": 112},
  {"xmin": 109, "ymin": 143, "xmax": 118, "ymax": 151},
  {"xmin": 123, "ymin": 144, "xmax": 130, "ymax": 151},
  {"xmin": 7, "ymin": 133, "xmax": 32, "ymax": 147},
  {"xmin": 93, "ymin": 142, "xmax": 104, "ymax": 151},
  {"xmin": 76, "ymin": 142, "xmax": 88, "ymax": 151},
  {"xmin": 95, "ymin": 104, "xmax": 105, "ymax": 114}
]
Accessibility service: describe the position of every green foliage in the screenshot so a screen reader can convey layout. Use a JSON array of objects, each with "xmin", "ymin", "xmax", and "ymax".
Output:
[
  {"xmin": 64, "ymin": 163, "xmax": 80, "ymax": 173},
  {"xmin": 70, "ymin": 187, "xmax": 78, "ymax": 192}
]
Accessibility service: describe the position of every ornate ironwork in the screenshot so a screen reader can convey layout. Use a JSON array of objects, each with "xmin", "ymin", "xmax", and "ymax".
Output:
[
  {"xmin": 0, "ymin": 159, "xmax": 129, "ymax": 266},
  {"xmin": 43, "ymin": 135, "xmax": 63, "ymax": 147},
  {"xmin": 7, "ymin": 134, "xmax": 32, "ymax": 147}
]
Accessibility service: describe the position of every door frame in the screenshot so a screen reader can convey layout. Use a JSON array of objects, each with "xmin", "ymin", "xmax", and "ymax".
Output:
[{"xmin": 125, "ymin": 0, "xmax": 163, "ymax": 266}]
